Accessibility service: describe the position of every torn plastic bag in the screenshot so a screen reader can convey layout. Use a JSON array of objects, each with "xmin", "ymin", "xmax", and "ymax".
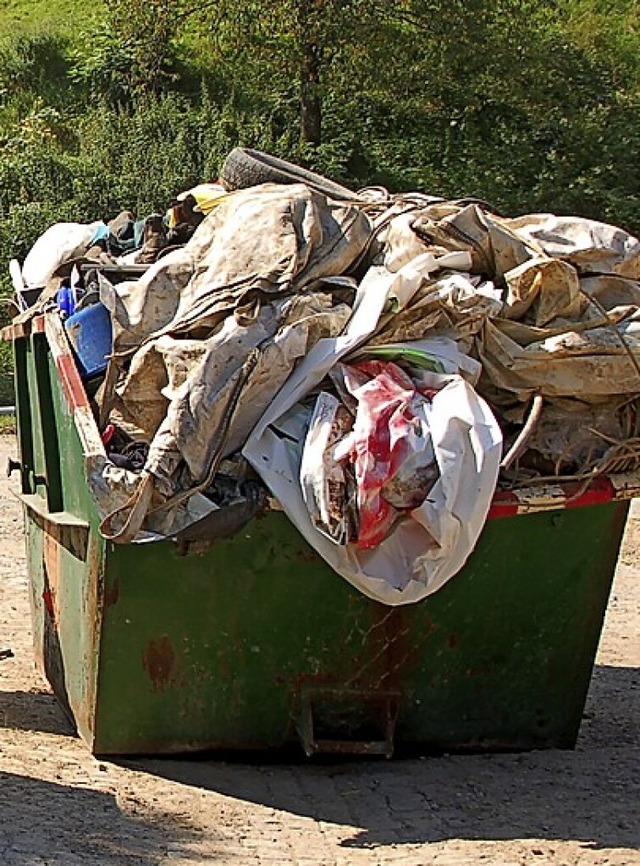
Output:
[
  {"xmin": 299, "ymin": 392, "xmax": 357, "ymax": 545},
  {"xmin": 333, "ymin": 361, "xmax": 439, "ymax": 549},
  {"xmin": 501, "ymin": 256, "xmax": 581, "ymax": 326},
  {"xmin": 367, "ymin": 267, "xmax": 502, "ymax": 349},
  {"xmin": 22, "ymin": 221, "xmax": 105, "ymax": 289},
  {"xmin": 244, "ymin": 261, "xmax": 503, "ymax": 606}
]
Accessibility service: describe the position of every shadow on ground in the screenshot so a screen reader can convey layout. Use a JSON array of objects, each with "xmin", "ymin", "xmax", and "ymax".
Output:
[
  {"xmin": 0, "ymin": 771, "xmax": 193, "ymax": 865},
  {"xmin": 580, "ymin": 662, "xmax": 639, "ymax": 747},
  {"xmin": 127, "ymin": 664, "xmax": 639, "ymax": 853},
  {"xmin": 0, "ymin": 689, "xmax": 75, "ymax": 737}
]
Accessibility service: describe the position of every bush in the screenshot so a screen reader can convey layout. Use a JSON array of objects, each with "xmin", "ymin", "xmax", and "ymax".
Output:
[{"xmin": 2, "ymin": 3, "xmax": 640, "ymax": 403}]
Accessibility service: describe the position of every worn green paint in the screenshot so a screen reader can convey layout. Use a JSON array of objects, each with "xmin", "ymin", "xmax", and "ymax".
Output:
[
  {"xmin": 14, "ymin": 336, "xmax": 104, "ymax": 747},
  {"xmin": 11, "ymin": 326, "xmax": 630, "ymax": 756}
]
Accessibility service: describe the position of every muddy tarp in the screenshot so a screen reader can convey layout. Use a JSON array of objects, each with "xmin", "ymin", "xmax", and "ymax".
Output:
[
  {"xmin": 101, "ymin": 183, "xmax": 371, "ymax": 350},
  {"xmin": 97, "ymin": 183, "xmax": 372, "ymax": 541},
  {"xmin": 16, "ymin": 178, "xmax": 640, "ymax": 604}
]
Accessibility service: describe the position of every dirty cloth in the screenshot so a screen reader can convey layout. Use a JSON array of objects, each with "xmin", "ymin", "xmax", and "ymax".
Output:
[
  {"xmin": 380, "ymin": 204, "xmax": 640, "ymax": 405},
  {"xmin": 101, "ymin": 183, "xmax": 372, "ymax": 352},
  {"xmin": 375, "ymin": 201, "xmax": 640, "ymax": 475},
  {"xmin": 95, "ymin": 184, "xmax": 372, "ymax": 542},
  {"xmin": 99, "ymin": 296, "xmax": 351, "ymax": 542}
]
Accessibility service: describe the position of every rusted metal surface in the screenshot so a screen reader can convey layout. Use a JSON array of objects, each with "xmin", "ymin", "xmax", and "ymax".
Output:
[
  {"xmin": 489, "ymin": 472, "xmax": 640, "ymax": 517},
  {"xmin": 1, "ymin": 314, "xmax": 45, "ymax": 342},
  {"xmin": 43, "ymin": 534, "xmax": 62, "ymax": 625},
  {"xmin": 18, "ymin": 494, "xmax": 89, "ymax": 560},
  {"xmin": 81, "ymin": 534, "xmax": 105, "ymax": 741},
  {"xmin": 142, "ymin": 636, "xmax": 182, "ymax": 693},
  {"xmin": 104, "ymin": 575, "xmax": 120, "ymax": 608}
]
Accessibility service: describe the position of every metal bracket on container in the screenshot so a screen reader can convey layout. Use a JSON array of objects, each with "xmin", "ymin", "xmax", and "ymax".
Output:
[
  {"xmin": 295, "ymin": 687, "xmax": 399, "ymax": 758},
  {"xmin": 6, "ymin": 458, "xmax": 21, "ymax": 478},
  {"xmin": 16, "ymin": 493, "xmax": 90, "ymax": 561}
]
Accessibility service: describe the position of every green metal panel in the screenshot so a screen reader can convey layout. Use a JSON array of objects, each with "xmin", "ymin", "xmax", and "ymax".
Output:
[
  {"xmin": 9, "ymin": 325, "xmax": 631, "ymax": 756},
  {"xmin": 91, "ymin": 502, "xmax": 627, "ymax": 755},
  {"xmin": 395, "ymin": 503, "xmax": 627, "ymax": 750},
  {"xmin": 15, "ymin": 333, "xmax": 104, "ymax": 749},
  {"xmin": 13, "ymin": 338, "xmax": 35, "ymax": 495}
]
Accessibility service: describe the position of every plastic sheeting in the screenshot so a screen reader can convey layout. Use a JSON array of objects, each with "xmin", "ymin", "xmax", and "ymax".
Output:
[
  {"xmin": 17, "ymin": 176, "xmax": 640, "ymax": 605},
  {"xmin": 21, "ymin": 221, "xmax": 104, "ymax": 289},
  {"xmin": 243, "ymin": 261, "xmax": 503, "ymax": 605}
]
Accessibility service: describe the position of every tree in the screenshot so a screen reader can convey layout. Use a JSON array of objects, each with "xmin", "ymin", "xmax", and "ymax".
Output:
[{"xmin": 69, "ymin": 0, "xmax": 182, "ymax": 106}]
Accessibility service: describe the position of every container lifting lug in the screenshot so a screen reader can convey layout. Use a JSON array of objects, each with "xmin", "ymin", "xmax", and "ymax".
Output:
[{"xmin": 6, "ymin": 457, "xmax": 21, "ymax": 478}]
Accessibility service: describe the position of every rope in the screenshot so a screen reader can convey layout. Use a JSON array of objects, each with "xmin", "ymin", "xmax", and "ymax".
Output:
[{"xmin": 500, "ymin": 394, "xmax": 544, "ymax": 471}]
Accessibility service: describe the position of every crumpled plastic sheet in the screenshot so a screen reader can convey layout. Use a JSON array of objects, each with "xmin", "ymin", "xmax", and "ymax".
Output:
[
  {"xmin": 71, "ymin": 190, "xmax": 640, "ymax": 601},
  {"xmin": 21, "ymin": 221, "xmax": 104, "ymax": 289},
  {"xmin": 244, "ymin": 260, "xmax": 503, "ymax": 605}
]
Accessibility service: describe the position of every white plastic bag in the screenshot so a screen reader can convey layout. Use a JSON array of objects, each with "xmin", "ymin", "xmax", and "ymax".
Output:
[
  {"xmin": 244, "ymin": 258, "xmax": 503, "ymax": 605},
  {"xmin": 22, "ymin": 221, "xmax": 105, "ymax": 288}
]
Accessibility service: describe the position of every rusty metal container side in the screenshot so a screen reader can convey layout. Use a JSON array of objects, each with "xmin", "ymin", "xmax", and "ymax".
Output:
[
  {"xmin": 6, "ymin": 315, "xmax": 631, "ymax": 756},
  {"xmin": 11, "ymin": 321, "xmax": 104, "ymax": 747}
]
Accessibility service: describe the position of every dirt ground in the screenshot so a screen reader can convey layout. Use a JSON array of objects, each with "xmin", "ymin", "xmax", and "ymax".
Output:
[{"xmin": 0, "ymin": 433, "xmax": 637, "ymax": 866}]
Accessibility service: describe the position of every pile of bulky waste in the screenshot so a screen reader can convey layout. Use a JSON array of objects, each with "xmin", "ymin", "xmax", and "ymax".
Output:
[{"xmin": 9, "ymin": 148, "xmax": 640, "ymax": 604}]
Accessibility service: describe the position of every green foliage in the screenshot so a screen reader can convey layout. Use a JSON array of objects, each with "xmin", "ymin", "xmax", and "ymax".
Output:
[
  {"xmin": 67, "ymin": 1, "xmax": 183, "ymax": 106},
  {"xmin": 0, "ymin": 0, "xmax": 103, "ymax": 39},
  {"xmin": 0, "ymin": 345, "xmax": 15, "ymax": 406},
  {"xmin": 1, "ymin": 1, "xmax": 640, "ymax": 401},
  {"xmin": 0, "ymin": 31, "xmax": 76, "ymax": 114}
]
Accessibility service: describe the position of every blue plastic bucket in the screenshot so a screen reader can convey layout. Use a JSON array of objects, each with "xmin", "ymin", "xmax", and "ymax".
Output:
[{"xmin": 64, "ymin": 302, "xmax": 113, "ymax": 379}]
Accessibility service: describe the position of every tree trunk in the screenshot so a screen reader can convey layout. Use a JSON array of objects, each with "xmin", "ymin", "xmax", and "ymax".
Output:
[
  {"xmin": 298, "ymin": 0, "xmax": 322, "ymax": 146},
  {"xmin": 300, "ymin": 41, "xmax": 322, "ymax": 145}
]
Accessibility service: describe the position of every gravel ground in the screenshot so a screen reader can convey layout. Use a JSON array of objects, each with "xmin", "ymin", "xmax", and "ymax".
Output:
[{"xmin": 0, "ymin": 433, "xmax": 638, "ymax": 866}]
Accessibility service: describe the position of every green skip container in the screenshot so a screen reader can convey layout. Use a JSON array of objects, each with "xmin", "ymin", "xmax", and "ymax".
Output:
[{"xmin": 5, "ymin": 312, "xmax": 638, "ymax": 757}]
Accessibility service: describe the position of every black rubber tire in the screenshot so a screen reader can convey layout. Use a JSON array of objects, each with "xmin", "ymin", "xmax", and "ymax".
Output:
[{"xmin": 219, "ymin": 148, "xmax": 361, "ymax": 202}]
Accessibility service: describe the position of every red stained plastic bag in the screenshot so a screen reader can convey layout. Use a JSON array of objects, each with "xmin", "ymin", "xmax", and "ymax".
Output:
[{"xmin": 335, "ymin": 360, "xmax": 438, "ymax": 549}]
